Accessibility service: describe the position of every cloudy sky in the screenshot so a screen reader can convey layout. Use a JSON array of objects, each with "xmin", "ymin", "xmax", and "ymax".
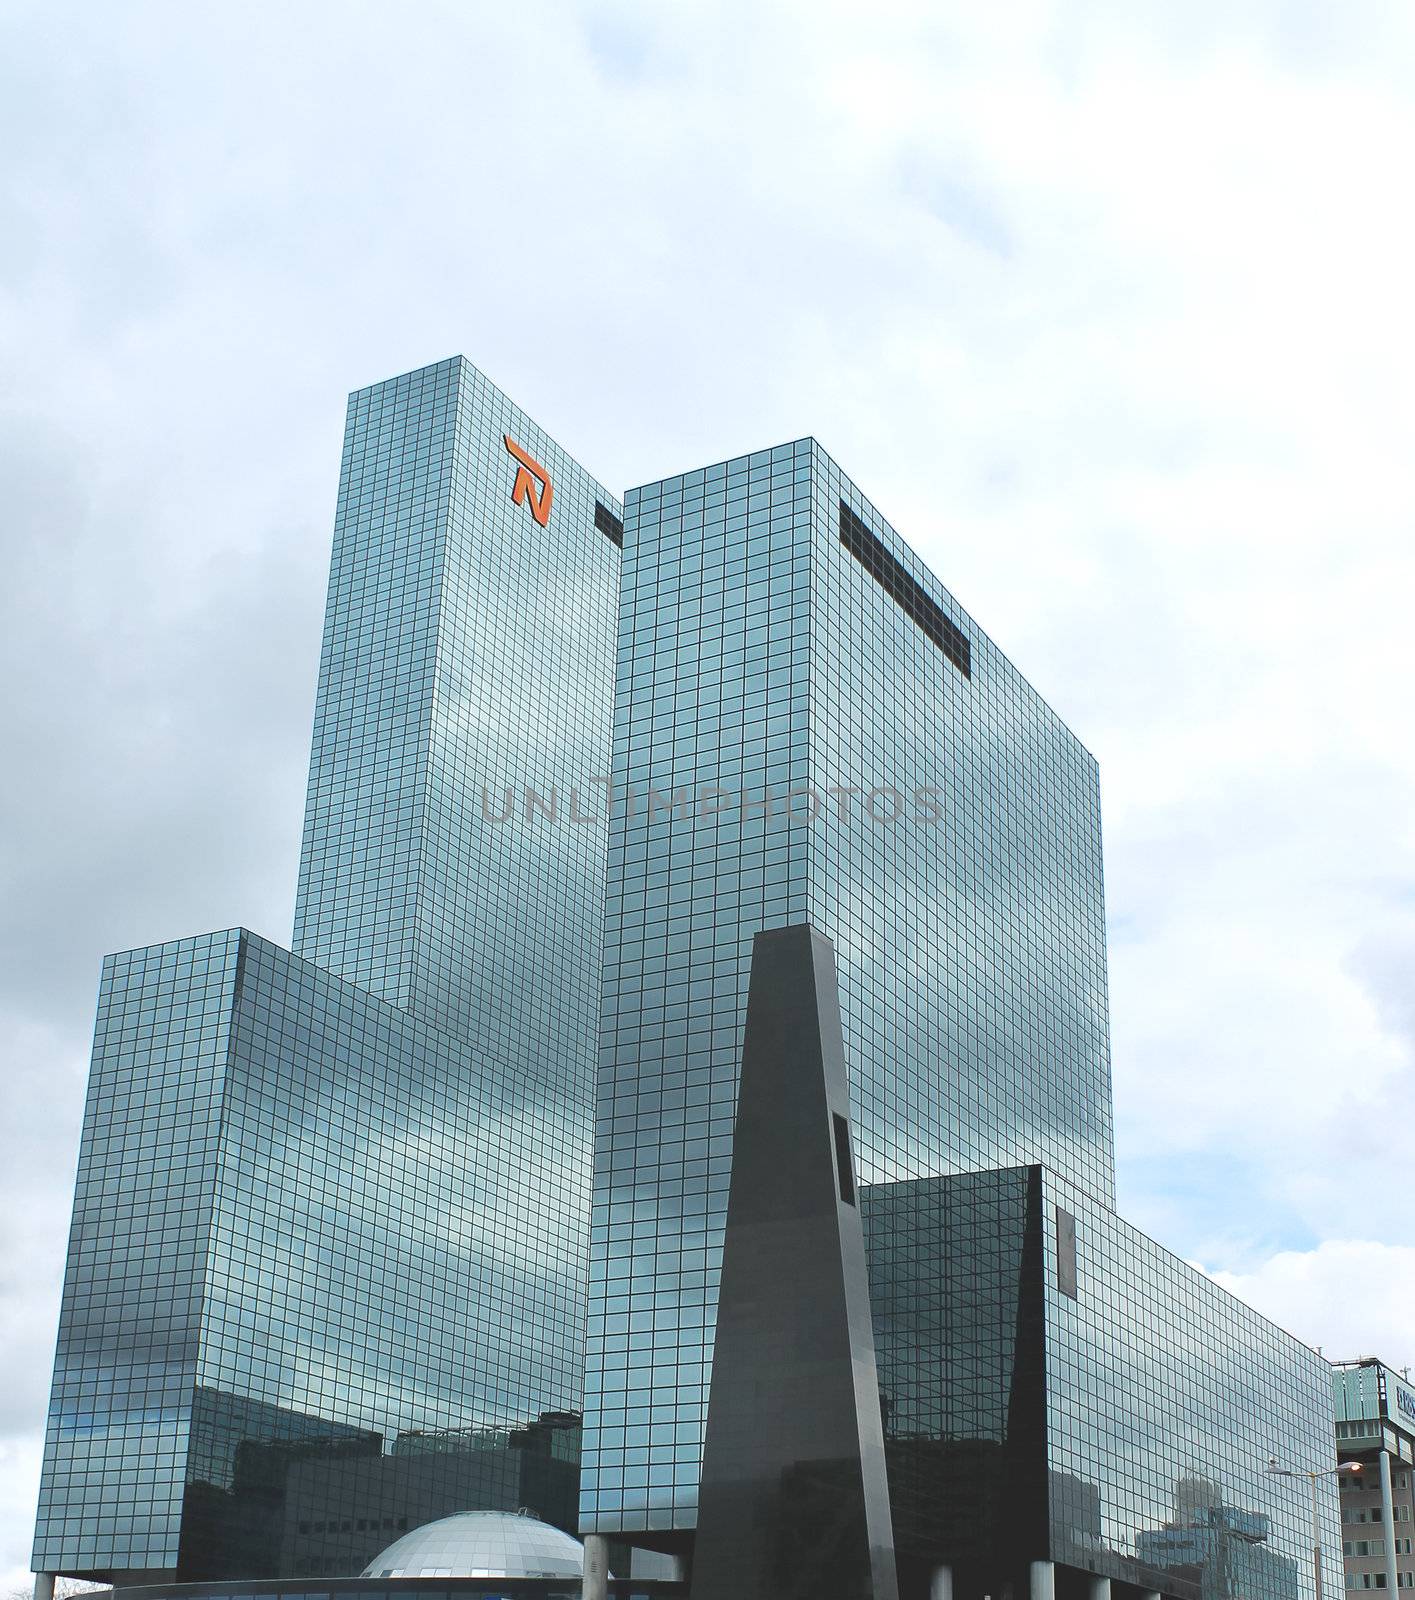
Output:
[{"xmin": 3, "ymin": 0, "xmax": 1414, "ymax": 1579}]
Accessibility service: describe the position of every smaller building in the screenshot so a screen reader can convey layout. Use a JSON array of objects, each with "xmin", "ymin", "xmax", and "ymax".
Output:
[
  {"xmin": 31, "ymin": 929, "xmax": 591, "ymax": 1585},
  {"xmin": 1332, "ymin": 1360, "xmax": 1415, "ymax": 1595},
  {"xmin": 862, "ymin": 1164, "xmax": 1333, "ymax": 1600},
  {"xmin": 362, "ymin": 1511, "xmax": 598, "ymax": 1580},
  {"xmin": 104, "ymin": 1512, "xmax": 683, "ymax": 1600}
]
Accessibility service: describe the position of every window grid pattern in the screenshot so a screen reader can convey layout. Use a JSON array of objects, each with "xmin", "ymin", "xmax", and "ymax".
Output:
[
  {"xmin": 37, "ymin": 357, "xmax": 621, "ymax": 1581},
  {"xmin": 807, "ymin": 445, "xmax": 1113, "ymax": 1205},
  {"xmin": 582, "ymin": 438, "xmax": 1114, "ymax": 1535},
  {"xmin": 584, "ymin": 443, "xmax": 814, "ymax": 1537},
  {"xmin": 33, "ymin": 934, "xmax": 241, "ymax": 1575},
  {"xmin": 292, "ymin": 357, "xmax": 619, "ymax": 1070},
  {"xmin": 1045, "ymin": 1167, "xmax": 1338, "ymax": 1600},
  {"xmin": 864, "ymin": 1167, "xmax": 1340, "ymax": 1600}
]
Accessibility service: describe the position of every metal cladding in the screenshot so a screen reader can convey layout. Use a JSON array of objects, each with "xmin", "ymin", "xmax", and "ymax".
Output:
[{"xmin": 691, "ymin": 925, "xmax": 898, "ymax": 1600}]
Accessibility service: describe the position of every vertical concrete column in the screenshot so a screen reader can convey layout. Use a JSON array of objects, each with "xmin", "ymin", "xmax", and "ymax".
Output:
[
  {"xmin": 1380, "ymin": 1451, "xmax": 1401, "ymax": 1600},
  {"xmin": 32, "ymin": 1576, "xmax": 54, "ymax": 1600},
  {"xmin": 930, "ymin": 1565, "xmax": 953, "ymax": 1600},
  {"xmin": 1030, "ymin": 1560, "xmax": 1056, "ymax": 1600},
  {"xmin": 1141, "ymin": 1590, "xmax": 1163, "ymax": 1600},
  {"xmin": 583, "ymin": 1533, "xmax": 610, "ymax": 1600},
  {"xmin": 690, "ymin": 925, "xmax": 899, "ymax": 1600},
  {"xmin": 1089, "ymin": 1577, "xmax": 1112, "ymax": 1600}
]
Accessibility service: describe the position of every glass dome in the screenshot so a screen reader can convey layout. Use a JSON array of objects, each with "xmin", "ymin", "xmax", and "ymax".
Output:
[{"xmin": 362, "ymin": 1511, "xmax": 601, "ymax": 1580}]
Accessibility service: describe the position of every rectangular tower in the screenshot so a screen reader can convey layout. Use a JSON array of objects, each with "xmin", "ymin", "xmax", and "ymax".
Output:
[
  {"xmin": 580, "ymin": 439, "xmax": 1113, "ymax": 1544},
  {"xmin": 292, "ymin": 356, "xmax": 620, "ymax": 1061},
  {"xmin": 33, "ymin": 358, "xmax": 622, "ymax": 1583}
]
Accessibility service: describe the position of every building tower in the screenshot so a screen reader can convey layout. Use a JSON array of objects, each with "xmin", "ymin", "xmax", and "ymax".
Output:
[
  {"xmin": 579, "ymin": 439, "xmax": 1338, "ymax": 1600},
  {"xmin": 581, "ymin": 438, "xmax": 1113, "ymax": 1546},
  {"xmin": 31, "ymin": 358, "xmax": 622, "ymax": 1585},
  {"xmin": 30, "ymin": 370, "xmax": 1342, "ymax": 1600}
]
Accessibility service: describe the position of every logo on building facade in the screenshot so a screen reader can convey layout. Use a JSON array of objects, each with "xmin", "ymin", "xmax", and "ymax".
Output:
[
  {"xmin": 1396, "ymin": 1385, "xmax": 1415, "ymax": 1426},
  {"xmin": 504, "ymin": 435, "xmax": 553, "ymax": 527}
]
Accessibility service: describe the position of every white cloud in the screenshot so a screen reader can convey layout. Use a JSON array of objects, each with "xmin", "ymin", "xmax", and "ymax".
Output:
[
  {"xmin": 1213, "ymin": 1241, "xmax": 1415, "ymax": 1375},
  {"xmin": 0, "ymin": 1434, "xmax": 44, "ymax": 1598}
]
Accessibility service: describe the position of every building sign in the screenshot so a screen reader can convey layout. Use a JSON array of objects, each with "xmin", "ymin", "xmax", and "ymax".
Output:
[
  {"xmin": 504, "ymin": 435, "xmax": 553, "ymax": 527},
  {"xmin": 1394, "ymin": 1382, "xmax": 1415, "ymax": 1428}
]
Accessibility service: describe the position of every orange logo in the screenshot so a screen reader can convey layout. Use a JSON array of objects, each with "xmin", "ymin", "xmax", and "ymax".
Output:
[{"xmin": 504, "ymin": 435, "xmax": 553, "ymax": 527}]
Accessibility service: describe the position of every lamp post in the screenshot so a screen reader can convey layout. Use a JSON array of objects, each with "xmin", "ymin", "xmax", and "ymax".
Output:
[{"xmin": 1267, "ymin": 1456, "xmax": 1363, "ymax": 1600}]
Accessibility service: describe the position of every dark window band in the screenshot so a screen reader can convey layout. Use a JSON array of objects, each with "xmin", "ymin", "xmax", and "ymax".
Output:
[
  {"xmin": 595, "ymin": 502, "xmax": 624, "ymax": 547},
  {"xmin": 1056, "ymin": 1205, "xmax": 1078, "ymax": 1299},
  {"xmin": 832, "ymin": 1112, "xmax": 856, "ymax": 1206},
  {"xmin": 839, "ymin": 500, "xmax": 971, "ymax": 678}
]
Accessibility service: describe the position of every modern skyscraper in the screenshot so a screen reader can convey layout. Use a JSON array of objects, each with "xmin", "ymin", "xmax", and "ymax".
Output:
[
  {"xmin": 290, "ymin": 358, "xmax": 619, "ymax": 1059},
  {"xmin": 32, "ymin": 367, "xmax": 1340, "ymax": 1600},
  {"xmin": 581, "ymin": 439, "xmax": 1113, "ymax": 1542},
  {"xmin": 578, "ymin": 438, "xmax": 1337, "ymax": 1600},
  {"xmin": 31, "ymin": 358, "xmax": 623, "ymax": 1584}
]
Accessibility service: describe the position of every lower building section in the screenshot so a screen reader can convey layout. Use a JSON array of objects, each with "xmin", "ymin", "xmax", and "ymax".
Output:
[
  {"xmin": 32, "ymin": 930, "xmax": 591, "ymax": 1583},
  {"xmin": 590, "ymin": 927, "xmax": 1339, "ymax": 1600},
  {"xmin": 862, "ymin": 1167, "xmax": 1339, "ymax": 1600},
  {"xmin": 103, "ymin": 1580, "xmax": 681, "ymax": 1600},
  {"xmin": 692, "ymin": 927, "xmax": 897, "ymax": 1600},
  {"xmin": 179, "ymin": 1397, "xmax": 582, "ymax": 1580}
]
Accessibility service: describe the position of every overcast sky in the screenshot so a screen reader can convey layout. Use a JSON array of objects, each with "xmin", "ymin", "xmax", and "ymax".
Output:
[{"xmin": 3, "ymin": 0, "xmax": 1415, "ymax": 1580}]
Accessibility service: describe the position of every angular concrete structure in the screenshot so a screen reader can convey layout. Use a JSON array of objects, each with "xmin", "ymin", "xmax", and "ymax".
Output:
[{"xmin": 691, "ymin": 925, "xmax": 898, "ymax": 1600}]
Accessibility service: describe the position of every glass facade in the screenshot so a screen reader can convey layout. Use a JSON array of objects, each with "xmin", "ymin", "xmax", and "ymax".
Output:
[
  {"xmin": 292, "ymin": 356, "xmax": 618, "ymax": 1062},
  {"xmin": 582, "ymin": 439, "xmax": 1113, "ymax": 1537},
  {"xmin": 863, "ymin": 1168, "xmax": 1338, "ymax": 1600},
  {"xmin": 104, "ymin": 1579, "xmax": 681, "ymax": 1600},
  {"xmin": 33, "ymin": 358, "xmax": 621, "ymax": 1582},
  {"xmin": 34, "ymin": 368, "xmax": 1340, "ymax": 1600}
]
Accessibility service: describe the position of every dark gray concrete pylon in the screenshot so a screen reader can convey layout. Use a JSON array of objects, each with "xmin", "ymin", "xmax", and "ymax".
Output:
[{"xmin": 690, "ymin": 924, "xmax": 899, "ymax": 1600}]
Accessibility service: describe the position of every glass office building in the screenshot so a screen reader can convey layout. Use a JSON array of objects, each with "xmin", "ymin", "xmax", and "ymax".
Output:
[
  {"xmin": 863, "ymin": 1168, "xmax": 1335, "ymax": 1600},
  {"xmin": 32, "ymin": 358, "xmax": 622, "ymax": 1583},
  {"xmin": 582, "ymin": 440, "xmax": 1113, "ymax": 1541},
  {"xmin": 579, "ymin": 436, "xmax": 1337, "ymax": 1600},
  {"xmin": 33, "ymin": 369, "xmax": 1339, "ymax": 1600}
]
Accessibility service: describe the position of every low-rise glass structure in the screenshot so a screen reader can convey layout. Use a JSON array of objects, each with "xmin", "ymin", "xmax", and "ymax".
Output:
[
  {"xmin": 362, "ymin": 1511, "xmax": 592, "ymax": 1580},
  {"xmin": 863, "ymin": 1168, "xmax": 1336, "ymax": 1600},
  {"xmin": 103, "ymin": 1579, "xmax": 678, "ymax": 1600},
  {"xmin": 93, "ymin": 1512, "xmax": 683, "ymax": 1600}
]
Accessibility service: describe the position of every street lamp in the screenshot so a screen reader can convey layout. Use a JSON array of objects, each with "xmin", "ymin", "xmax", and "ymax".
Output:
[{"xmin": 1267, "ymin": 1456, "xmax": 1364, "ymax": 1600}]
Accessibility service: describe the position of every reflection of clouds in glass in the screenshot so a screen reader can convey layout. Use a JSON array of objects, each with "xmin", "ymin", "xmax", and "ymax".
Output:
[
  {"xmin": 203, "ymin": 935, "xmax": 592, "ymax": 1437},
  {"xmin": 1046, "ymin": 1169, "xmax": 1336, "ymax": 1600},
  {"xmin": 807, "ymin": 461, "xmax": 1113, "ymax": 1212},
  {"xmin": 864, "ymin": 1166, "xmax": 1329, "ymax": 1600},
  {"xmin": 585, "ymin": 441, "xmax": 1119, "ymax": 1536}
]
